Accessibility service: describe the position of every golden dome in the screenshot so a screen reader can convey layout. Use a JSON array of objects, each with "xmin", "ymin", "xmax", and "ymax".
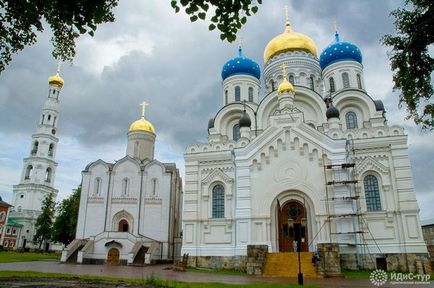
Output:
[
  {"xmin": 264, "ymin": 23, "xmax": 317, "ymax": 63},
  {"xmin": 129, "ymin": 117, "xmax": 155, "ymax": 133},
  {"xmin": 278, "ymin": 78, "xmax": 294, "ymax": 95},
  {"xmin": 48, "ymin": 73, "xmax": 64, "ymax": 87}
]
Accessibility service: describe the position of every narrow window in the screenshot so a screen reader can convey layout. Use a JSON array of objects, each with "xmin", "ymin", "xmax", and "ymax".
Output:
[
  {"xmin": 48, "ymin": 115, "xmax": 51, "ymax": 121},
  {"xmin": 357, "ymin": 74, "xmax": 362, "ymax": 89},
  {"xmin": 364, "ymin": 175, "xmax": 382, "ymax": 211},
  {"xmin": 53, "ymin": 116, "xmax": 57, "ymax": 127},
  {"xmin": 25, "ymin": 165, "xmax": 33, "ymax": 180},
  {"xmin": 152, "ymin": 178, "xmax": 157, "ymax": 196},
  {"xmin": 235, "ymin": 86, "xmax": 241, "ymax": 101},
  {"xmin": 134, "ymin": 141, "xmax": 139, "ymax": 158},
  {"xmin": 345, "ymin": 111, "xmax": 358, "ymax": 129},
  {"xmin": 342, "ymin": 72, "xmax": 350, "ymax": 88},
  {"xmin": 233, "ymin": 124, "xmax": 240, "ymax": 141},
  {"xmin": 31, "ymin": 141, "xmax": 39, "ymax": 155},
  {"xmin": 94, "ymin": 178, "xmax": 102, "ymax": 196},
  {"xmin": 45, "ymin": 167, "xmax": 52, "ymax": 183},
  {"xmin": 309, "ymin": 76, "xmax": 315, "ymax": 90},
  {"xmin": 288, "ymin": 75, "xmax": 295, "ymax": 85},
  {"xmin": 270, "ymin": 80, "xmax": 275, "ymax": 91},
  {"xmin": 329, "ymin": 77, "xmax": 335, "ymax": 93},
  {"xmin": 248, "ymin": 87, "xmax": 254, "ymax": 102},
  {"xmin": 225, "ymin": 90, "xmax": 228, "ymax": 104},
  {"xmin": 48, "ymin": 143, "xmax": 54, "ymax": 157},
  {"xmin": 212, "ymin": 184, "xmax": 225, "ymax": 218},
  {"xmin": 41, "ymin": 115, "xmax": 45, "ymax": 125},
  {"xmin": 122, "ymin": 178, "xmax": 129, "ymax": 196}
]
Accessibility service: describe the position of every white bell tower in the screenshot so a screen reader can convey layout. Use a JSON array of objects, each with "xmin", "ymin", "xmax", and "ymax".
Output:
[{"xmin": 9, "ymin": 66, "xmax": 65, "ymax": 249}]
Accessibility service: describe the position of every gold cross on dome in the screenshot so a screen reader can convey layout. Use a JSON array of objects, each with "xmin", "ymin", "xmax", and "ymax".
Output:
[
  {"xmin": 140, "ymin": 101, "xmax": 148, "ymax": 118},
  {"xmin": 56, "ymin": 61, "xmax": 62, "ymax": 75},
  {"xmin": 284, "ymin": 5, "xmax": 290, "ymax": 23}
]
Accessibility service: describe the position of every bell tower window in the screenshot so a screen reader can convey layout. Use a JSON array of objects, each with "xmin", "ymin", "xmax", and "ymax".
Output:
[
  {"xmin": 233, "ymin": 124, "xmax": 240, "ymax": 141},
  {"xmin": 45, "ymin": 167, "xmax": 52, "ymax": 183},
  {"xmin": 342, "ymin": 72, "xmax": 350, "ymax": 88},
  {"xmin": 357, "ymin": 74, "xmax": 362, "ymax": 89},
  {"xmin": 48, "ymin": 143, "xmax": 54, "ymax": 157},
  {"xmin": 329, "ymin": 77, "xmax": 335, "ymax": 93},
  {"xmin": 235, "ymin": 86, "xmax": 241, "ymax": 101},
  {"xmin": 31, "ymin": 141, "xmax": 38, "ymax": 155},
  {"xmin": 25, "ymin": 165, "xmax": 33, "ymax": 180},
  {"xmin": 309, "ymin": 76, "xmax": 315, "ymax": 90},
  {"xmin": 248, "ymin": 87, "xmax": 253, "ymax": 102}
]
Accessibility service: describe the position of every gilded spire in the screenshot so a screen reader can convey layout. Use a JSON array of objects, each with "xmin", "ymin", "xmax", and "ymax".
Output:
[
  {"xmin": 277, "ymin": 63, "xmax": 294, "ymax": 95},
  {"xmin": 284, "ymin": 5, "xmax": 292, "ymax": 32}
]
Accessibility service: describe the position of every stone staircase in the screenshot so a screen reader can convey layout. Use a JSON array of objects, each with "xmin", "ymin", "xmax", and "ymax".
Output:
[{"xmin": 262, "ymin": 252, "xmax": 318, "ymax": 277}]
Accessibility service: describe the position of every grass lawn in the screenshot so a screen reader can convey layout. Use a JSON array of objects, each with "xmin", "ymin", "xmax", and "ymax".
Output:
[
  {"xmin": 0, "ymin": 271, "xmax": 320, "ymax": 288},
  {"xmin": 0, "ymin": 251, "xmax": 60, "ymax": 263},
  {"xmin": 342, "ymin": 269, "xmax": 434, "ymax": 281}
]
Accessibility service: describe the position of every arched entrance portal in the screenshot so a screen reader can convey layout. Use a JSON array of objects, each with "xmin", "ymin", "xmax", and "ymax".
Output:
[
  {"xmin": 107, "ymin": 248, "xmax": 120, "ymax": 265},
  {"xmin": 278, "ymin": 200, "xmax": 308, "ymax": 252}
]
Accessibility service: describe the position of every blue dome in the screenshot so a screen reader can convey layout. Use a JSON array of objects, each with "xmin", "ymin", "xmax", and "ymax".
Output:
[
  {"xmin": 221, "ymin": 47, "xmax": 261, "ymax": 80},
  {"xmin": 319, "ymin": 32, "xmax": 362, "ymax": 70}
]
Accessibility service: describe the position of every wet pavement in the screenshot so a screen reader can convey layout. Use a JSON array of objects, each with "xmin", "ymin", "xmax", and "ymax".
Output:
[{"xmin": 0, "ymin": 261, "xmax": 432, "ymax": 288}]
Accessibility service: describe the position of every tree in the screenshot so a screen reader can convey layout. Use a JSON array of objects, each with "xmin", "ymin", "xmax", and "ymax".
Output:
[
  {"xmin": 33, "ymin": 192, "xmax": 55, "ymax": 250},
  {"xmin": 0, "ymin": 0, "xmax": 261, "ymax": 73},
  {"xmin": 382, "ymin": 0, "xmax": 434, "ymax": 128},
  {"xmin": 52, "ymin": 186, "xmax": 81, "ymax": 246}
]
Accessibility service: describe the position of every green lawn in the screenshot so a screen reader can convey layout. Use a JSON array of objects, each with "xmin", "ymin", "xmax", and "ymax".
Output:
[
  {"xmin": 0, "ymin": 251, "xmax": 60, "ymax": 263},
  {"xmin": 0, "ymin": 271, "xmax": 320, "ymax": 288}
]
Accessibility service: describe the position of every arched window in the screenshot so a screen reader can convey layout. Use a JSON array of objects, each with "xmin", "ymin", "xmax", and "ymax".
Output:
[
  {"xmin": 48, "ymin": 114, "xmax": 51, "ymax": 121},
  {"xmin": 212, "ymin": 184, "xmax": 225, "ymax": 218},
  {"xmin": 41, "ymin": 115, "xmax": 45, "ymax": 125},
  {"xmin": 25, "ymin": 165, "xmax": 33, "ymax": 180},
  {"xmin": 45, "ymin": 167, "xmax": 52, "ymax": 183},
  {"xmin": 31, "ymin": 141, "xmax": 39, "ymax": 155},
  {"xmin": 134, "ymin": 141, "xmax": 139, "ymax": 158},
  {"xmin": 288, "ymin": 75, "xmax": 295, "ymax": 85},
  {"xmin": 345, "ymin": 111, "xmax": 358, "ymax": 129},
  {"xmin": 94, "ymin": 177, "xmax": 102, "ymax": 196},
  {"xmin": 235, "ymin": 86, "xmax": 241, "ymax": 101},
  {"xmin": 329, "ymin": 77, "xmax": 335, "ymax": 93},
  {"xmin": 270, "ymin": 79, "xmax": 275, "ymax": 91},
  {"xmin": 118, "ymin": 219, "xmax": 129, "ymax": 232},
  {"xmin": 248, "ymin": 87, "xmax": 254, "ymax": 102},
  {"xmin": 48, "ymin": 143, "xmax": 54, "ymax": 157},
  {"xmin": 364, "ymin": 175, "xmax": 382, "ymax": 211},
  {"xmin": 233, "ymin": 124, "xmax": 240, "ymax": 141},
  {"xmin": 122, "ymin": 178, "xmax": 129, "ymax": 196},
  {"xmin": 342, "ymin": 72, "xmax": 350, "ymax": 88},
  {"xmin": 225, "ymin": 90, "xmax": 228, "ymax": 104},
  {"xmin": 151, "ymin": 178, "xmax": 158, "ymax": 196},
  {"xmin": 357, "ymin": 74, "xmax": 362, "ymax": 89},
  {"xmin": 53, "ymin": 116, "xmax": 57, "ymax": 127},
  {"xmin": 309, "ymin": 76, "xmax": 315, "ymax": 90}
]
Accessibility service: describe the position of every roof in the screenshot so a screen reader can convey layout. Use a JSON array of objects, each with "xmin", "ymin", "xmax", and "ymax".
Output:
[{"xmin": 7, "ymin": 218, "xmax": 22, "ymax": 227}]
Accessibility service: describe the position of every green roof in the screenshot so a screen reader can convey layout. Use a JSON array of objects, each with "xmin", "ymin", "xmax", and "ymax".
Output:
[{"xmin": 7, "ymin": 219, "xmax": 22, "ymax": 227}]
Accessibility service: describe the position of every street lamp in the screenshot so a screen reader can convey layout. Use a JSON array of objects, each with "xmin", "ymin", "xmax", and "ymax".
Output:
[{"xmin": 288, "ymin": 217, "xmax": 307, "ymax": 286}]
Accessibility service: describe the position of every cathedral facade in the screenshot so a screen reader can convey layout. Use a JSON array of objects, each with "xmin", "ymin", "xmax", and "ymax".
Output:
[
  {"xmin": 61, "ymin": 104, "xmax": 183, "ymax": 265},
  {"xmin": 182, "ymin": 18, "xmax": 428, "ymax": 272}
]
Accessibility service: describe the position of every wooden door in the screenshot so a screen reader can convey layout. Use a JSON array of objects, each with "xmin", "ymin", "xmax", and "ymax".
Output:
[
  {"xmin": 278, "ymin": 200, "xmax": 308, "ymax": 252},
  {"xmin": 107, "ymin": 248, "xmax": 120, "ymax": 265}
]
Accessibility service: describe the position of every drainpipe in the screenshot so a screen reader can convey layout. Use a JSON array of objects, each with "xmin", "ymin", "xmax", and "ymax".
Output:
[
  {"xmin": 103, "ymin": 168, "xmax": 112, "ymax": 231},
  {"xmin": 138, "ymin": 164, "xmax": 144, "ymax": 234}
]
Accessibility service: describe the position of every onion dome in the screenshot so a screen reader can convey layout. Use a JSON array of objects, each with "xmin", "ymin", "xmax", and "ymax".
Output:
[
  {"xmin": 319, "ymin": 31, "xmax": 362, "ymax": 70},
  {"xmin": 48, "ymin": 72, "xmax": 64, "ymax": 88},
  {"xmin": 221, "ymin": 46, "xmax": 261, "ymax": 80},
  {"xmin": 129, "ymin": 101, "xmax": 155, "ymax": 133},
  {"xmin": 326, "ymin": 106, "xmax": 340, "ymax": 119},
  {"xmin": 278, "ymin": 77, "xmax": 294, "ymax": 95},
  {"xmin": 239, "ymin": 111, "xmax": 251, "ymax": 128},
  {"xmin": 208, "ymin": 118, "xmax": 215, "ymax": 129},
  {"xmin": 264, "ymin": 20, "xmax": 317, "ymax": 63}
]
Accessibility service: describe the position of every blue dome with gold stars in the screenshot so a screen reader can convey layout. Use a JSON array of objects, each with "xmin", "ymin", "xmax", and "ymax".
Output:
[
  {"xmin": 221, "ymin": 47, "xmax": 261, "ymax": 80},
  {"xmin": 319, "ymin": 32, "xmax": 362, "ymax": 70}
]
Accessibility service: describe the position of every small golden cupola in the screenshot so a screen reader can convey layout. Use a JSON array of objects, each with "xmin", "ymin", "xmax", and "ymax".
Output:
[
  {"xmin": 263, "ymin": 6, "xmax": 317, "ymax": 63},
  {"xmin": 278, "ymin": 64, "xmax": 294, "ymax": 95},
  {"xmin": 48, "ymin": 64, "xmax": 65, "ymax": 88},
  {"xmin": 129, "ymin": 101, "xmax": 155, "ymax": 133}
]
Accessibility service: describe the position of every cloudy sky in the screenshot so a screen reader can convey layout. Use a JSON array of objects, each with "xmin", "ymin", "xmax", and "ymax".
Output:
[{"xmin": 0, "ymin": 0, "xmax": 433, "ymax": 220}]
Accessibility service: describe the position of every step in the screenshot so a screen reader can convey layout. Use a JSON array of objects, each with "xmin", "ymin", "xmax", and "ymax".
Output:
[{"xmin": 262, "ymin": 252, "xmax": 318, "ymax": 278}]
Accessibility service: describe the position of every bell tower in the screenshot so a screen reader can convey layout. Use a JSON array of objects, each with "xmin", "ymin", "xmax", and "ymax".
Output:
[{"xmin": 9, "ymin": 67, "xmax": 65, "ymax": 248}]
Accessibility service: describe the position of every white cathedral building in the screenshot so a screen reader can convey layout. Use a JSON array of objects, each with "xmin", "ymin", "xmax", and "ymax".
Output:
[
  {"xmin": 61, "ymin": 103, "xmax": 183, "ymax": 265},
  {"xmin": 9, "ymin": 70, "xmax": 65, "ymax": 250},
  {"xmin": 182, "ymin": 17, "xmax": 429, "ymax": 273}
]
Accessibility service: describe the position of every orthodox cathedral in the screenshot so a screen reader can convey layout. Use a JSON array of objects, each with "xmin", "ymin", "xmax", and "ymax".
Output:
[
  {"xmin": 182, "ymin": 15, "xmax": 429, "ymax": 274},
  {"xmin": 61, "ymin": 103, "xmax": 183, "ymax": 265}
]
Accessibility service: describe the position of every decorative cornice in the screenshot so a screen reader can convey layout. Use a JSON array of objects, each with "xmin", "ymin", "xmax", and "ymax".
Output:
[{"xmin": 201, "ymin": 168, "xmax": 233, "ymax": 185}]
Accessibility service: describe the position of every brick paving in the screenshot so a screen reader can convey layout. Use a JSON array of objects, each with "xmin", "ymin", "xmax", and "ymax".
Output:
[{"xmin": 0, "ymin": 261, "xmax": 432, "ymax": 288}]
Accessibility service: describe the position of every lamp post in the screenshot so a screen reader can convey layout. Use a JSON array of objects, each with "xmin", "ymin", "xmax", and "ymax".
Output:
[{"xmin": 288, "ymin": 217, "xmax": 307, "ymax": 286}]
